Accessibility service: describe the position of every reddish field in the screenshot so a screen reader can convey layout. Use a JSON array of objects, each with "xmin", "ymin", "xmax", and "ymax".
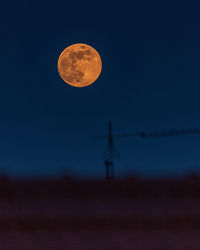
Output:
[{"xmin": 0, "ymin": 177, "xmax": 200, "ymax": 249}]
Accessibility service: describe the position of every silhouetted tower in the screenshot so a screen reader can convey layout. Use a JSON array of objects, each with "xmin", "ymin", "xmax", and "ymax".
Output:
[
  {"xmin": 104, "ymin": 122, "xmax": 114, "ymax": 181},
  {"xmin": 94, "ymin": 121, "xmax": 117, "ymax": 181}
]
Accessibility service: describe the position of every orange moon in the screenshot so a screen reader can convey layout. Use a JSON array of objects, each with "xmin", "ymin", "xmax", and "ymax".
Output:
[{"xmin": 57, "ymin": 43, "xmax": 102, "ymax": 87}]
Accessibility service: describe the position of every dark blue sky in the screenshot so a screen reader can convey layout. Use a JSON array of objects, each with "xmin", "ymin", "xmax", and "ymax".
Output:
[{"xmin": 1, "ymin": 1, "xmax": 200, "ymax": 178}]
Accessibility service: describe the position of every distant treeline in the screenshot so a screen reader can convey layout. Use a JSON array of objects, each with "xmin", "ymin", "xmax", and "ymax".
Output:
[{"xmin": 0, "ymin": 174, "xmax": 200, "ymax": 199}]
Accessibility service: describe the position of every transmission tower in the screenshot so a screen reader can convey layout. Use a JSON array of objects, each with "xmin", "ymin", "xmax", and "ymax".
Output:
[
  {"xmin": 94, "ymin": 121, "xmax": 115, "ymax": 181},
  {"xmin": 94, "ymin": 122, "xmax": 200, "ymax": 181}
]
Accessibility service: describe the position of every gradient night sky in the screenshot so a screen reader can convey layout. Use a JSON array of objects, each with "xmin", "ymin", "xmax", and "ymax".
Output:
[{"xmin": 1, "ymin": 1, "xmax": 200, "ymax": 178}]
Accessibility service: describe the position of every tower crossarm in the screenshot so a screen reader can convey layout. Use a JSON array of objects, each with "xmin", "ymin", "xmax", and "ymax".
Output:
[
  {"xmin": 93, "ymin": 129, "xmax": 200, "ymax": 140},
  {"xmin": 138, "ymin": 129, "xmax": 200, "ymax": 138}
]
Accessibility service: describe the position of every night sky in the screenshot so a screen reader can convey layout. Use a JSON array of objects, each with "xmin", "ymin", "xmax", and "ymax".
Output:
[{"xmin": 1, "ymin": 1, "xmax": 200, "ymax": 178}]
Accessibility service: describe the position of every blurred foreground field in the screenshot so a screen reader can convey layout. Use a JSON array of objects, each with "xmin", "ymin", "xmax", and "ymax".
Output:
[{"xmin": 1, "ymin": 176, "xmax": 200, "ymax": 249}]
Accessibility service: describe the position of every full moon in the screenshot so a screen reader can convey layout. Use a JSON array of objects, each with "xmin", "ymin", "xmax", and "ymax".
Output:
[{"xmin": 57, "ymin": 43, "xmax": 102, "ymax": 87}]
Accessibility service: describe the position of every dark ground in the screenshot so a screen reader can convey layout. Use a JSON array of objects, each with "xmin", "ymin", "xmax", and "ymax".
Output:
[{"xmin": 1, "ymin": 176, "xmax": 200, "ymax": 249}]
